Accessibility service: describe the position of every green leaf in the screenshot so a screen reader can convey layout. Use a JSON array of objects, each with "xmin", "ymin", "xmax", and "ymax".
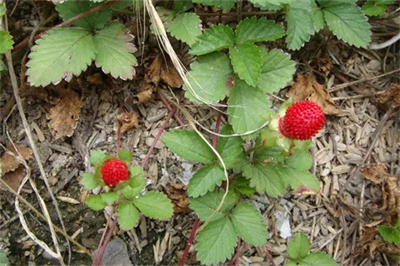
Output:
[
  {"xmin": 26, "ymin": 28, "xmax": 95, "ymax": 87},
  {"xmin": 285, "ymin": 0, "xmax": 314, "ymax": 50},
  {"xmin": 184, "ymin": 52, "xmax": 233, "ymax": 103},
  {"xmin": 188, "ymin": 165, "xmax": 225, "ymax": 198},
  {"xmin": 317, "ymin": 0, "xmax": 357, "ymax": 8},
  {"xmin": 377, "ymin": 225, "xmax": 400, "ymax": 244},
  {"xmin": 56, "ymin": 1, "xmax": 111, "ymax": 30},
  {"xmin": 195, "ymin": 217, "xmax": 237, "ymax": 265},
  {"xmin": 162, "ymin": 129, "xmax": 215, "ymax": 164},
  {"xmin": 0, "ymin": 31, "xmax": 13, "ymax": 53},
  {"xmin": 279, "ymin": 166, "xmax": 320, "ymax": 192},
  {"xmin": 133, "ymin": 192, "xmax": 173, "ymax": 219},
  {"xmin": 87, "ymin": 195, "xmax": 107, "ymax": 211},
  {"xmin": 93, "ymin": 23, "xmax": 137, "ymax": 80},
  {"xmin": 257, "ymin": 48, "xmax": 296, "ymax": 93},
  {"xmin": 100, "ymin": 192, "xmax": 119, "ymax": 205},
  {"xmin": 253, "ymin": 144, "xmax": 285, "ymax": 163},
  {"xmin": 288, "ymin": 233, "xmax": 310, "ymax": 259},
  {"xmin": 129, "ymin": 166, "xmax": 146, "ymax": 179},
  {"xmin": 0, "ymin": 3, "xmax": 5, "ymax": 18},
  {"xmin": 174, "ymin": 0, "xmax": 193, "ymax": 12},
  {"xmin": 231, "ymin": 176, "xmax": 256, "ymax": 196},
  {"xmin": 250, "ymin": 0, "xmax": 284, "ymax": 10},
  {"xmin": 216, "ymin": 125, "xmax": 243, "ymax": 169},
  {"xmin": 89, "ymin": 150, "xmax": 107, "ymax": 166},
  {"xmin": 193, "ymin": 0, "xmax": 236, "ymax": 10},
  {"xmin": 362, "ymin": 1, "xmax": 386, "ymax": 16},
  {"xmin": 242, "ymin": 164, "xmax": 286, "ymax": 196},
  {"xmin": 286, "ymin": 261, "xmax": 297, "ymax": 266},
  {"xmin": 299, "ymin": 252, "xmax": 339, "ymax": 266},
  {"xmin": 322, "ymin": 4, "xmax": 371, "ymax": 47},
  {"xmin": 120, "ymin": 184, "xmax": 141, "ymax": 199},
  {"xmin": 227, "ymin": 79, "xmax": 270, "ymax": 134},
  {"xmin": 190, "ymin": 25, "xmax": 235, "ymax": 55},
  {"xmin": 0, "ymin": 248, "xmax": 8, "ymax": 266},
  {"xmin": 81, "ymin": 173, "xmax": 101, "ymax": 190},
  {"xmin": 168, "ymin": 13, "xmax": 202, "ymax": 46},
  {"xmin": 118, "ymin": 149, "xmax": 132, "ymax": 163},
  {"xmin": 235, "ymin": 17, "xmax": 285, "ymax": 44},
  {"xmin": 231, "ymin": 203, "xmax": 268, "ymax": 245},
  {"xmin": 395, "ymin": 215, "xmax": 400, "ymax": 229},
  {"xmin": 117, "ymin": 202, "xmax": 139, "ymax": 230},
  {"xmin": 189, "ymin": 190, "xmax": 238, "ymax": 221},
  {"xmin": 311, "ymin": 0, "xmax": 325, "ymax": 33},
  {"xmin": 284, "ymin": 149, "xmax": 312, "ymax": 171},
  {"xmin": 229, "ymin": 43, "xmax": 261, "ymax": 86}
]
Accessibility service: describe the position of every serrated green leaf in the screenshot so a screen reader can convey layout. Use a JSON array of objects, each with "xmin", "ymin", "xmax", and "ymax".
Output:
[
  {"xmin": 227, "ymin": 79, "xmax": 270, "ymax": 134},
  {"xmin": 299, "ymin": 252, "xmax": 339, "ymax": 266},
  {"xmin": 229, "ymin": 43, "xmax": 261, "ymax": 86},
  {"xmin": 168, "ymin": 13, "xmax": 201, "ymax": 46},
  {"xmin": 322, "ymin": 4, "xmax": 371, "ymax": 47},
  {"xmin": 0, "ymin": 3, "xmax": 5, "ymax": 18},
  {"xmin": 285, "ymin": 0, "xmax": 314, "ymax": 50},
  {"xmin": 257, "ymin": 48, "xmax": 296, "ymax": 93},
  {"xmin": 243, "ymin": 164, "xmax": 286, "ymax": 196},
  {"xmin": 118, "ymin": 149, "xmax": 132, "ymax": 163},
  {"xmin": 129, "ymin": 166, "xmax": 146, "ymax": 179},
  {"xmin": 233, "ymin": 152, "xmax": 249, "ymax": 174},
  {"xmin": 362, "ymin": 1, "xmax": 386, "ymax": 16},
  {"xmin": 81, "ymin": 173, "xmax": 101, "ymax": 190},
  {"xmin": 284, "ymin": 149, "xmax": 312, "ymax": 170},
  {"xmin": 134, "ymin": 192, "xmax": 173, "ymax": 219},
  {"xmin": 89, "ymin": 150, "xmax": 107, "ymax": 166},
  {"xmin": 188, "ymin": 165, "xmax": 225, "ymax": 198},
  {"xmin": 231, "ymin": 176, "xmax": 256, "ymax": 196},
  {"xmin": 56, "ymin": 1, "xmax": 112, "ymax": 30},
  {"xmin": 288, "ymin": 233, "xmax": 310, "ymax": 259},
  {"xmin": 193, "ymin": 0, "xmax": 235, "ymax": 10},
  {"xmin": 286, "ymin": 261, "xmax": 297, "ymax": 266},
  {"xmin": 317, "ymin": 0, "xmax": 357, "ymax": 8},
  {"xmin": 235, "ymin": 17, "xmax": 285, "ymax": 44},
  {"xmin": 162, "ymin": 129, "xmax": 215, "ymax": 164},
  {"xmin": 231, "ymin": 203, "xmax": 268, "ymax": 245},
  {"xmin": 184, "ymin": 52, "xmax": 233, "ymax": 103},
  {"xmin": 174, "ymin": 0, "xmax": 193, "ymax": 12},
  {"xmin": 26, "ymin": 28, "xmax": 95, "ymax": 87},
  {"xmin": 279, "ymin": 166, "xmax": 320, "ymax": 192},
  {"xmin": 117, "ymin": 203, "xmax": 139, "ymax": 230},
  {"xmin": 87, "ymin": 195, "xmax": 107, "ymax": 211},
  {"xmin": 195, "ymin": 217, "xmax": 237, "ymax": 265},
  {"xmin": 189, "ymin": 190, "xmax": 238, "ymax": 221},
  {"xmin": 120, "ymin": 184, "xmax": 141, "ymax": 199},
  {"xmin": 0, "ymin": 31, "xmax": 13, "ymax": 54},
  {"xmin": 190, "ymin": 25, "xmax": 235, "ymax": 55},
  {"xmin": 216, "ymin": 125, "xmax": 243, "ymax": 169},
  {"xmin": 377, "ymin": 225, "xmax": 400, "ymax": 244},
  {"xmin": 101, "ymin": 192, "xmax": 119, "ymax": 205},
  {"xmin": 93, "ymin": 23, "xmax": 137, "ymax": 80},
  {"xmin": 311, "ymin": 0, "xmax": 325, "ymax": 33},
  {"xmin": 253, "ymin": 144, "xmax": 285, "ymax": 163}
]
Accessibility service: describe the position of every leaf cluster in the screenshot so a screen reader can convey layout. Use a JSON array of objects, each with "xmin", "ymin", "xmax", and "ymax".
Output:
[{"xmin": 0, "ymin": 3, "xmax": 14, "ymax": 74}]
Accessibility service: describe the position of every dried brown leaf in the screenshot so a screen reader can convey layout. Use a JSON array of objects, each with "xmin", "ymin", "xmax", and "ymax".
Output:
[
  {"xmin": 161, "ymin": 59, "xmax": 183, "ymax": 88},
  {"xmin": 0, "ymin": 143, "xmax": 33, "ymax": 173},
  {"xmin": 377, "ymin": 83, "xmax": 400, "ymax": 108},
  {"xmin": 48, "ymin": 90, "xmax": 84, "ymax": 139},
  {"xmin": 288, "ymin": 74, "xmax": 339, "ymax": 115},
  {"xmin": 361, "ymin": 163, "xmax": 389, "ymax": 184},
  {"xmin": 134, "ymin": 90, "xmax": 153, "ymax": 103},
  {"xmin": 117, "ymin": 112, "xmax": 139, "ymax": 133},
  {"xmin": 167, "ymin": 183, "xmax": 188, "ymax": 213},
  {"xmin": 0, "ymin": 166, "xmax": 26, "ymax": 191}
]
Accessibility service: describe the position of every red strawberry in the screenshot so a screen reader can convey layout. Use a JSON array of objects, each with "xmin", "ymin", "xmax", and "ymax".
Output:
[
  {"xmin": 100, "ymin": 159, "xmax": 130, "ymax": 187},
  {"xmin": 278, "ymin": 101, "xmax": 325, "ymax": 140}
]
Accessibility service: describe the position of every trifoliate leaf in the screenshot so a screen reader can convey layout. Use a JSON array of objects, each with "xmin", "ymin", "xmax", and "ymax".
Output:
[
  {"xmin": 377, "ymin": 225, "xmax": 400, "ymax": 244},
  {"xmin": 227, "ymin": 79, "xmax": 270, "ymax": 134},
  {"xmin": 56, "ymin": 0, "xmax": 112, "ymax": 30},
  {"xmin": 231, "ymin": 203, "xmax": 268, "ymax": 245},
  {"xmin": 168, "ymin": 12, "xmax": 201, "ymax": 46},
  {"xmin": 0, "ymin": 31, "xmax": 14, "ymax": 53},
  {"xmin": 184, "ymin": 52, "xmax": 233, "ymax": 103},
  {"xmin": 216, "ymin": 125, "xmax": 243, "ymax": 169},
  {"xmin": 311, "ymin": 0, "xmax": 325, "ymax": 33},
  {"xmin": 288, "ymin": 233, "xmax": 310, "ymax": 259},
  {"xmin": 257, "ymin": 48, "xmax": 296, "ymax": 93},
  {"xmin": 117, "ymin": 202, "xmax": 139, "ymax": 230},
  {"xmin": 189, "ymin": 190, "xmax": 238, "ymax": 221},
  {"xmin": 242, "ymin": 164, "xmax": 286, "ymax": 196},
  {"xmin": 188, "ymin": 165, "xmax": 225, "ymax": 198},
  {"xmin": 87, "ymin": 195, "xmax": 107, "ymax": 211},
  {"xmin": 193, "ymin": 0, "xmax": 236, "ymax": 10},
  {"xmin": 279, "ymin": 166, "xmax": 320, "ymax": 192},
  {"xmin": 118, "ymin": 149, "xmax": 132, "ymax": 163},
  {"xmin": 26, "ymin": 28, "xmax": 95, "ymax": 87},
  {"xmin": 299, "ymin": 252, "xmax": 339, "ymax": 266},
  {"xmin": 285, "ymin": 0, "xmax": 314, "ymax": 50},
  {"xmin": 89, "ymin": 150, "xmax": 106, "ymax": 166},
  {"xmin": 93, "ymin": 23, "xmax": 137, "ymax": 80},
  {"xmin": 229, "ymin": 43, "xmax": 261, "ymax": 86},
  {"xmin": 235, "ymin": 17, "xmax": 285, "ymax": 44},
  {"xmin": 195, "ymin": 217, "xmax": 237, "ymax": 265},
  {"xmin": 0, "ymin": 3, "xmax": 5, "ymax": 18},
  {"xmin": 81, "ymin": 173, "xmax": 101, "ymax": 190},
  {"xmin": 322, "ymin": 4, "xmax": 371, "ymax": 47},
  {"xmin": 284, "ymin": 149, "xmax": 312, "ymax": 171},
  {"xmin": 133, "ymin": 191, "xmax": 173, "ymax": 219},
  {"xmin": 190, "ymin": 25, "xmax": 235, "ymax": 55},
  {"xmin": 100, "ymin": 192, "xmax": 119, "ymax": 205},
  {"xmin": 162, "ymin": 129, "xmax": 215, "ymax": 164}
]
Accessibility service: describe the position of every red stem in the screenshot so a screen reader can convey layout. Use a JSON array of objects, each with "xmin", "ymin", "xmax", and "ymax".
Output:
[
  {"xmin": 263, "ymin": 244, "xmax": 277, "ymax": 266},
  {"xmin": 234, "ymin": 237, "xmax": 241, "ymax": 266},
  {"xmin": 91, "ymin": 217, "xmax": 118, "ymax": 266},
  {"xmin": 158, "ymin": 91, "xmax": 184, "ymax": 126},
  {"xmin": 212, "ymin": 112, "xmax": 222, "ymax": 148}
]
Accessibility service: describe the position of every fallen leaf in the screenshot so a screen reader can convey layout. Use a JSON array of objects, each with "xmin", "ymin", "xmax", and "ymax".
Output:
[
  {"xmin": 117, "ymin": 112, "xmax": 139, "ymax": 133},
  {"xmin": 134, "ymin": 90, "xmax": 153, "ymax": 103},
  {"xmin": 0, "ymin": 143, "xmax": 33, "ymax": 173},
  {"xmin": 160, "ymin": 58, "xmax": 183, "ymax": 88},
  {"xmin": 167, "ymin": 183, "xmax": 188, "ymax": 213},
  {"xmin": 361, "ymin": 163, "xmax": 389, "ymax": 184},
  {"xmin": 288, "ymin": 74, "xmax": 339, "ymax": 115},
  {"xmin": 48, "ymin": 90, "xmax": 84, "ymax": 139},
  {"xmin": 0, "ymin": 166, "xmax": 26, "ymax": 191},
  {"xmin": 377, "ymin": 83, "xmax": 400, "ymax": 108}
]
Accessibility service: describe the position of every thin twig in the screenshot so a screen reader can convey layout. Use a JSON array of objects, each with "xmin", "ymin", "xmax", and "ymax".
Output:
[
  {"xmin": 91, "ymin": 217, "xmax": 118, "ymax": 266},
  {"xmin": 262, "ymin": 245, "xmax": 277, "ymax": 266}
]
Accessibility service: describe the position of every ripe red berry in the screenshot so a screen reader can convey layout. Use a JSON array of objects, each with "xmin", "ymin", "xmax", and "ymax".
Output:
[
  {"xmin": 100, "ymin": 159, "xmax": 130, "ymax": 187},
  {"xmin": 278, "ymin": 101, "xmax": 325, "ymax": 140}
]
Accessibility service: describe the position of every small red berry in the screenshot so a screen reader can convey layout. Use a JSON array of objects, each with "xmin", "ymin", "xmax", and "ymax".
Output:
[
  {"xmin": 278, "ymin": 101, "xmax": 325, "ymax": 140},
  {"xmin": 100, "ymin": 159, "xmax": 130, "ymax": 187}
]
